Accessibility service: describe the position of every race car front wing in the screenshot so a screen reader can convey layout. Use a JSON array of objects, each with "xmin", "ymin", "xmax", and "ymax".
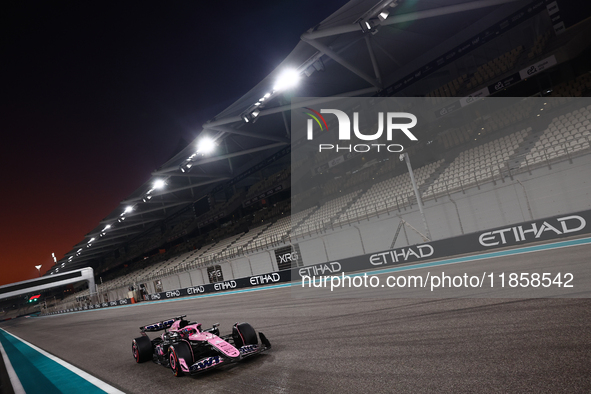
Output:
[{"xmin": 187, "ymin": 332, "xmax": 271, "ymax": 375}]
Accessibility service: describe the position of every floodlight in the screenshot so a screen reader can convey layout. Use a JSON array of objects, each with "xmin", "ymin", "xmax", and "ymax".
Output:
[
  {"xmin": 197, "ymin": 137, "xmax": 216, "ymax": 154},
  {"xmin": 359, "ymin": 19, "xmax": 379, "ymax": 34},
  {"xmin": 153, "ymin": 179, "xmax": 166, "ymax": 189},
  {"xmin": 180, "ymin": 161, "xmax": 192, "ymax": 172},
  {"xmin": 273, "ymin": 69, "xmax": 300, "ymax": 91},
  {"xmin": 241, "ymin": 106, "xmax": 262, "ymax": 123},
  {"xmin": 124, "ymin": 206, "xmax": 134, "ymax": 213},
  {"xmin": 378, "ymin": 10, "xmax": 389, "ymax": 21}
]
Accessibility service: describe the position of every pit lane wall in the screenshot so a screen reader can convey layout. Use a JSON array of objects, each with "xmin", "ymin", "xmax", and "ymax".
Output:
[{"xmin": 46, "ymin": 208, "xmax": 591, "ymax": 314}]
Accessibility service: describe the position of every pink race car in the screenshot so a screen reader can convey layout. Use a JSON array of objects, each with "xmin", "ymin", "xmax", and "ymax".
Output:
[{"xmin": 132, "ymin": 315, "xmax": 271, "ymax": 376}]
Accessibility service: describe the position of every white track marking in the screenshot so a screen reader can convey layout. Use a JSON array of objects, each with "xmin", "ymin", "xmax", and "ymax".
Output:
[
  {"xmin": 0, "ymin": 328, "xmax": 125, "ymax": 394},
  {"xmin": 0, "ymin": 336, "xmax": 25, "ymax": 394}
]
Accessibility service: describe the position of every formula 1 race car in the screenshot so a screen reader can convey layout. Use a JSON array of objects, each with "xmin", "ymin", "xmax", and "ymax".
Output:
[{"xmin": 131, "ymin": 315, "xmax": 271, "ymax": 376}]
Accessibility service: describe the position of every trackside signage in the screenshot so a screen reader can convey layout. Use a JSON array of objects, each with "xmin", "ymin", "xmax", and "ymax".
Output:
[
  {"xmin": 274, "ymin": 244, "xmax": 303, "ymax": 270},
  {"xmin": 141, "ymin": 209, "xmax": 591, "ymax": 298},
  {"xmin": 47, "ymin": 210, "xmax": 591, "ymax": 314},
  {"xmin": 207, "ymin": 265, "xmax": 224, "ymax": 283},
  {"xmin": 145, "ymin": 270, "xmax": 292, "ymax": 301},
  {"xmin": 478, "ymin": 214, "xmax": 586, "ymax": 247},
  {"xmin": 290, "ymin": 209, "xmax": 591, "ymax": 278}
]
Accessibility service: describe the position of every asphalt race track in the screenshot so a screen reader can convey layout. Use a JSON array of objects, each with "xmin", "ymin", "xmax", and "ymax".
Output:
[{"xmin": 2, "ymin": 242, "xmax": 591, "ymax": 393}]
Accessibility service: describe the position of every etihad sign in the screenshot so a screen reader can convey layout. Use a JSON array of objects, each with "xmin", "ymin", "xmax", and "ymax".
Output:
[{"xmin": 479, "ymin": 215, "xmax": 586, "ymax": 247}]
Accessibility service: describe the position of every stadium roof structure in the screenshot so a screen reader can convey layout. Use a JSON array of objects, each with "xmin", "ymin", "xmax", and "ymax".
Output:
[{"xmin": 54, "ymin": 0, "xmax": 534, "ymax": 273}]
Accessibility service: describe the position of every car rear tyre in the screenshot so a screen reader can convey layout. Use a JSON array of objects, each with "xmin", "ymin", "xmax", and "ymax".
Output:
[
  {"xmin": 232, "ymin": 322, "xmax": 258, "ymax": 348},
  {"xmin": 132, "ymin": 336, "xmax": 152, "ymax": 363},
  {"xmin": 169, "ymin": 342, "xmax": 193, "ymax": 377}
]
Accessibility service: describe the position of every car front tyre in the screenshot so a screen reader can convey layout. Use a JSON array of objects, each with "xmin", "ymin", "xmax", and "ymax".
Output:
[
  {"xmin": 169, "ymin": 347, "xmax": 183, "ymax": 377},
  {"xmin": 232, "ymin": 322, "xmax": 258, "ymax": 348}
]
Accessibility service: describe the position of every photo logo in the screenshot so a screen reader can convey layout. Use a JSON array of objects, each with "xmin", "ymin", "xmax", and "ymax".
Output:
[
  {"xmin": 304, "ymin": 107, "xmax": 329, "ymax": 134},
  {"xmin": 305, "ymin": 108, "xmax": 418, "ymax": 153}
]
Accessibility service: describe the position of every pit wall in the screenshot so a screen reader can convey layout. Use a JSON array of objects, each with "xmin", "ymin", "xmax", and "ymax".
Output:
[{"xmin": 104, "ymin": 153, "xmax": 590, "ymax": 299}]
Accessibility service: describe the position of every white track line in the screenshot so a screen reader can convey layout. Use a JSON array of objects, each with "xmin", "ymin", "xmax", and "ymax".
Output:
[
  {"xmin": 0, "ymin": 328, "xmax": 125, "ymax": 394},
  {"xmin": 0, "ymin": 336, "xmax": 25, "ymax": 394}
]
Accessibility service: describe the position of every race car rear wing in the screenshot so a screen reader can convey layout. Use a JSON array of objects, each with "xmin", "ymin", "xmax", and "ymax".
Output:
[{"xmin": 140, "ymin": 315, "xmax": 187, "ymax": 332}]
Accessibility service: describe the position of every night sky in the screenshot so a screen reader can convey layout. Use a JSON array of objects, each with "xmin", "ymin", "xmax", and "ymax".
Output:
[{"xmin": 0, "ymin": 0, "xmax": 347, "ymax": 286}]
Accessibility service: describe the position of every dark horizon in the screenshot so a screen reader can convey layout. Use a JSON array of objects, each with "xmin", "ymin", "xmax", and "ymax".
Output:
[{"xmin": 0, "ymin": 0, "xmax": 347, "ymax": 286}]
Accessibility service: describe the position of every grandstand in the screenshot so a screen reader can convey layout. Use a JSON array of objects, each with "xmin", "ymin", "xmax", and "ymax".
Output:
[
  {"xmin": 523, "ymin": 104, "xmax": 591, "ymax": 165},
  {"xmin": 425, "ymin": 130, "xmax": 529, "ymax": 197},
  {"xmin": 336, "ymin": 160, "xmax": 443, "ymax": 225},
  {"xmin": 54, "ymin": 97, "xmax": 591, "ymax": 307},
  {"xmin": 9, "ymin": 0, "xmax": 589, "ymax": 315}
]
